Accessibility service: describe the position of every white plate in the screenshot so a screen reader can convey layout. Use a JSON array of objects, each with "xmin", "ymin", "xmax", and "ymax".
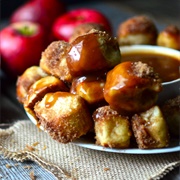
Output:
[
  {"xmin": 73, "ymin": 134, "xmax": 180, "ymax": 154},
  {"xmin": 26, "ymin": 111, "xmax": 180, "ymax": 154}
]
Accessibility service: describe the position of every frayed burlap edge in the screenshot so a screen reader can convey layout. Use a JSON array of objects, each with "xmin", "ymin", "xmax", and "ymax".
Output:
[
  {"xmin": 0, "ymin": 146, "xmax": 73, "ymax": 180},
  {"xmin": 149, "ymin": 161, "xmax": 180, "ymax": 180},
  {"xmin": 0, "ymin": 126, "xmax": 73, "ymax": 180},
  {"xmin": 0, "ymin": 124, "xmax": 72, "ymax": 179}
]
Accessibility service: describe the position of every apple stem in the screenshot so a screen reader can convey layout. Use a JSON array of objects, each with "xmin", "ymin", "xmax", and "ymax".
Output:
[{"xmin": 17, "ymin": 26, "xmax": 35, "ymax": 36}]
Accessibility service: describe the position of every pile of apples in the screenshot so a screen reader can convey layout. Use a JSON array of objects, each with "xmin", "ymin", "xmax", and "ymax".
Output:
[{"xmin": 0, "ymin": 0, "xmax": 112, "ymax": 77}]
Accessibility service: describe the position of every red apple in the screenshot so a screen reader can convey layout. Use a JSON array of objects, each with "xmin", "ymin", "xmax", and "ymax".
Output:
[
  {"xmin": 0, "ymin": 21, "xmax": 48, "ymax": 77},
  {"xmin": 10, "ymin": 0, "xmax": 66, "ymax": 30},
  {"xmin": 52, "ymin": 8, "xmax": 112, "ymax": 42}
]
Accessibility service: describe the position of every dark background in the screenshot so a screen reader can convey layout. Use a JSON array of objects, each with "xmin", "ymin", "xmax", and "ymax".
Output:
[
  {"xmin": 1, "ymin": 0, "xmax": 180, "ymax": 26},
  {"xmin": 0, "ymin": 0, "xmax": 94, "ymax": 18}
]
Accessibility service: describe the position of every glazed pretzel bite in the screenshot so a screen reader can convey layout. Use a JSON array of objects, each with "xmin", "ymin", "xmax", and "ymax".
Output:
[
  {"xmin": 24, "ymin": 76, "xmax": 69, "ymax": 118},
  {"xmin": 131, "ymin": 106, "xmax": 169, "ymax": 149},
  {"xmin": 117, "ymin": 15, "xmax": 158, "ymax": 46},
  {"xmin": 104, "ymin": 61, "xmax": 162, "ymax": 115},
  {"xmin": 34, "ymin": 92, "xmax": 93, "ymax": 143},
  {"xmin": 161, "ymin": 96, "xmax": 180, "ymax": 137},
  {"xmin": 70, "ymin": 73, "xmax": 107, "ymax": 110},
  {"xmin": 69, "ymin": 23, "xmax": 107, "ymax": 43},
  {"xmin": 40, "ymin": 40, "xmax": 73, "ymax": 83},
  {"xmin": 93, "ymin": 106, "xmax": 132, "ymax": 148},
  {"xmin": 16, "ymin": 66, "xmax": 48, "ymax": 104},
  {"xmin": 157, "ymin": 25, "xmax": 180, "ymax": 50},
  {"xmin": 66, "ymin": 29, "xmax": 121, "ymax": 77}
]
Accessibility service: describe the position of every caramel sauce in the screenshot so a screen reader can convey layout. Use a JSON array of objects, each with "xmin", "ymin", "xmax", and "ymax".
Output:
[
  {"xmin": 70, "ymin": 74, "xmax": 106, "ymax": 104},
  {"xmin": 45, "ymin": 93, "xmax": 57, "ymax": 108},
  {"xmin": 45, "ymin": 92, "xmax": 70, "ymax": 108},
  {"xmin": 121, "ymin": 53, "xmax": 180, "ymax": 82},
  {"xmin": 67, "ymin": 33, "xmax": 106, "ymax": 76},
  {"xmin": 67, "ymin": 32, "xmax": 121, "ymax": 77}
]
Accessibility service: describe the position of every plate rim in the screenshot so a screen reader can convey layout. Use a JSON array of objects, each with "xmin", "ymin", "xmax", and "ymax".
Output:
[
  {"xmin": 26, "ymin": 111, "xmax": 180, "ymax": 154},
  {"xmin": 72, "ymin": 138, "xmax": 180, "ymax": 154}
]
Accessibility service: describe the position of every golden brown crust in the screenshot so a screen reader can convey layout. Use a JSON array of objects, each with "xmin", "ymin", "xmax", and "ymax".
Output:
[
  {"xmin": 117, "ymin": 15, "xmax": 158, "ymax": 45},
  {"xmin": 131, "ymin": 106, "xmax": 169, "ymax": 149},
  {"xmin": 93, "ymin": 106, "xmax": 131, "ymax": 148},
  {"xmin": 93, "ymin": 105, "xmax": 121, "ymax": 121},
  {"xmin": 131, "ymin": 114, "xmax": 158, "ymax": 148},
  {"xmin": 40, "ymin": 41, "xmax": 73, "ymax": 82},
  {"xmin": 16, "ymin": 66, "xmax": 47, "ymax": 104},
  {"xmin": 157, "ymin": 25, "xmax": 180, "ymax": 50},
  {"xmin": 34, "ymin": 92, "xmax": 93, "ymax": 143}
]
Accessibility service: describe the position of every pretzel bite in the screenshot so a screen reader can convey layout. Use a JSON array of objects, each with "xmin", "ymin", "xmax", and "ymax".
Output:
[
  {"xmin": 104, "ymin": 61, "xmax": 162, "ymax": 115},
  {"xmin": 93, "ymin": 106, "xmax": 131, "ymax": 148},
  {"xmin": 131, "ymin": 106, "xmax": 169, "ymax": 149},
  {"xmin": 66, "ymin": 30, "xmax": 121, "ymax": 77},
  {"xmin": 70, "ymin": 73, "xmax": 107, "ymax": 110},
  {"xmin": 16, "ymin": 66, "xmax": 47, "ymax": 104},
  {"xmin": 34, "ymin": 92, "xmax": 93, "ymax": 143},
  {"xmin": 24, "ymin": 75, "xmax": 69, "ymax": 111},
  {"xmin": 117, "ymin": 15, "xmax": 158, "ymax": 45},
  {"xmin": 161, "ymin": 96, "xmax": 180, "ymax": 137},
  {"xmin": 40, "ymin": 40, "xmax": 73, "ymax": 83},
  {"xmin": 157, "ymin": 25, "xmax": 180, "ymax": 50},
  {"xmin": 69, "ymin": 23, "xmax": 107, "ymax": 43}
]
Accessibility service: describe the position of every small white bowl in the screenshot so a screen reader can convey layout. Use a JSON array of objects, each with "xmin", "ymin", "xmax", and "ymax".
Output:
[{"xmin": 120, "ymin": 45, "xmax": 180, "ymax": 105}]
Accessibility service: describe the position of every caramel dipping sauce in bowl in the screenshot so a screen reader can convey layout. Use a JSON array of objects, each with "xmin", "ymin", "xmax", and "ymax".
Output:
[{"xmin": 120, "ymin": 45, "xmax": 180, "ymax": 105}]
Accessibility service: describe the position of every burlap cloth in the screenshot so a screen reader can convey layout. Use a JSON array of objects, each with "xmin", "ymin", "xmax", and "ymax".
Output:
[{"xmin": 0, "ymin": 120, "xmax": 179, "ymax": 180}]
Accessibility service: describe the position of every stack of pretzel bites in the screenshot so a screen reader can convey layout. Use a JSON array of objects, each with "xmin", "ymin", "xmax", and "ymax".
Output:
[{"xmin": 16, "ymin": 16, "xmax": 179, "ymax": 149}]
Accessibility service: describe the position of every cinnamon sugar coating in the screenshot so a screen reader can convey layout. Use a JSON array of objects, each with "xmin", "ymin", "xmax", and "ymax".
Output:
[
  {"xmin": 131, "ymin": 106, "xmax": 169, "ymax": 149},
  {"xmin": 117, "ymin": 15, "xmax": 158, "ymax": 45},
  {"xmin": 40, "ymin": 41, "xmax": 73, "ymax": 83}
]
